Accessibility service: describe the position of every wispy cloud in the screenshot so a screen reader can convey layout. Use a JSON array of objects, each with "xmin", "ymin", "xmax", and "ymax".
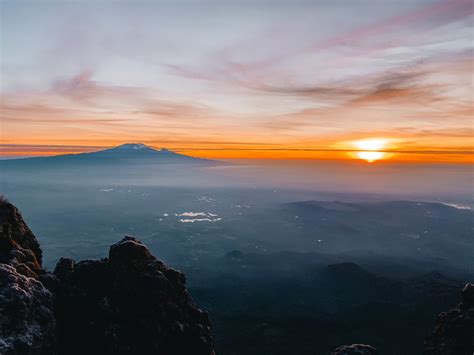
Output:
[
  {"xmin": 1, "ymin": 0, "xmax": 472, "ymax": 161},
  {"xmin": 165, "ymin": 0, "xmax": 473, "ymax": 86}
]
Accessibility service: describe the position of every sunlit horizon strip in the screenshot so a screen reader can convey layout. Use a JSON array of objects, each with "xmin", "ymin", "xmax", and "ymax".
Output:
[{"xmin": 1, "ymin": 143, "xmax": 472, "ymax": 163}]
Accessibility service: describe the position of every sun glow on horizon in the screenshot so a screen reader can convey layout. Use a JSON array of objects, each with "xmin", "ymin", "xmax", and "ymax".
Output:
[{"xmin": 354, "ymin": 139, "xmax": 388, "ymax": 163}]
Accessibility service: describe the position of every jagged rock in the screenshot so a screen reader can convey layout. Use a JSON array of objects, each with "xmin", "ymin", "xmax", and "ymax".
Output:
[
  {"xmin": 0, "ymin": 199, "xmax": 42, "ymax": 277},
  {"xmin": 0, "ymin": 199, "xmax": 214, "ymax": 355},
  {"xmin": 0, "ymin": 264, "xmax": 55, "ymax": 355},
  {"xmin": 52, "ymin": 257, "xmax": 75, "ymax": 281},
  {"xmin": 0, "ymin": 199, "xmax": 55, "ymax": 355},
  {"xmin": 331, "ymin": 344, "xmax": 378, "ymax": 354},
  {"xmin": 53, "ymin": 236, "xmax": 214, "ymax": 355},
  {"xmin": 424, "ymin": 283, "xmax": 474, "ymax": 355}
]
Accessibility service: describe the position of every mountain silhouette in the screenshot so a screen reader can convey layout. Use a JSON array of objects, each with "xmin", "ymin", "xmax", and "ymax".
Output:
[{"xmin": 0, "ymin": 143, "xmax": 216, "ymax": 166}]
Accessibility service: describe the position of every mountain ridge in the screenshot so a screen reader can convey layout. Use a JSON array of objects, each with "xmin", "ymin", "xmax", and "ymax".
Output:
[{"xmin": 0, "ymin": 143, "xmax": 216, "ymax": 166}]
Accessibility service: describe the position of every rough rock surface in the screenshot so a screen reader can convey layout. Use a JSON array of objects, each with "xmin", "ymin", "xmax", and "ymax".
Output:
[
  {"xmin": 331, "ymin": 344, "xmax": 378, "ymax": 354},
  {"xmin": 53, "ymin": 236, "xmax": 214, "ymax": 355},
  {"xmin": 0, "ymin": 199, "xmax": 54, "ymax": 355},
  {"xmin": 424, "ymin": 283, "xmax": 474, "ymax": 355},
  {"xmin": 0, "ymin": 199, "xmax": 42, "ymax": 277},
  {"xmin": 0, "ymin": 264, "xmax": 55, "ymax": 355},
  {"xmin": 0, "ymin": 199, "xmax": 214, "ymax": 355}
]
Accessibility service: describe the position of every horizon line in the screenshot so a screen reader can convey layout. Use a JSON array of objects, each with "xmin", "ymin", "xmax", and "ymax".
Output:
[{"xmin": 0, "ymin": 143, "xmax": 472, "ymax": 156}]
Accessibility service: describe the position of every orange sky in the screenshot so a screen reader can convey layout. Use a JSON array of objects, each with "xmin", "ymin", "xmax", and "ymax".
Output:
[
  {"xmin": 1, "ymin": 141, "xmax": 472, "ymax": 164},
  {"xmin": 1, "ymin": 0, "xmax": 473, "ymax": 163}
]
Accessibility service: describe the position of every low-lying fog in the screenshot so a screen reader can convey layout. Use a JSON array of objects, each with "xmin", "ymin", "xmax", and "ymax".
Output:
[
  {"xmin": 212, "ymin": 159, "xmax": 473, "ymax": 204},
  {"xmin": 2, "ymin": 157, "xmax": 473, "ymax": 354},
  {"xmin": 1, "ymin": 159, "xmax": 472, "ymax": 271}
]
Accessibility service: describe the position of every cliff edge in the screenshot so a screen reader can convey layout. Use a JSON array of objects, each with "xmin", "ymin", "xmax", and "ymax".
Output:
[
  {"xmin": 0, "ymin": 198, "xmax": 214, "ymax": 355},
  {"xmin": 424, "ymin": 283, "xmax": 474, "ymax": 355}
]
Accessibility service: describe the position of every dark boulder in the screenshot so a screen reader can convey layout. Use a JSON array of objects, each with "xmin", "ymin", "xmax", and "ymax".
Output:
[
  {"xmin": 424, "ymin": 283, "xmax": 474, "ymax": 355},
  {"xmin": 53, "ymin": 236, "xmax": 214, "ymax": 355}
]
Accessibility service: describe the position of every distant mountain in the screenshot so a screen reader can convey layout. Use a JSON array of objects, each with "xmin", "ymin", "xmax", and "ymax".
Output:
[{"xmin": 0, "ymin": 143, "xmax": 216, "ymax": 166}]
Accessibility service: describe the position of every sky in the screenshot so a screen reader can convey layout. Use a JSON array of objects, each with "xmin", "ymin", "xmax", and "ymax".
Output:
[{"xmin": 0, "ymin": 0, "xmax": 473, "ymax": 162}]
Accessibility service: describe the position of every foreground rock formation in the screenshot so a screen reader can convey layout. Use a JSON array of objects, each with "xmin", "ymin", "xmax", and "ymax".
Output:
[
  {"xmin": 0, "ymin": 199, "xmax": 42, "ymax": 277},
  {"xmin": 424, "ymin": 283, "xmax": 474, "ymax": 355},
  {"xmin": 1, "ymin": 198, "xmax": 473, "ymax": 355},
  {"xmin": 0, "ymin": 264, "xmax": 55, "ymax": 354},
  {"xmin": 0, "ymin": 199, "xmax": 214, "ymax": 355},
  {"xmin": 53, "ymin": 237, "xmax": 213, "ymax": 355},
  {"xmin": 331, "ymin": 344, "xmax": 378, "ymax": 354},
  {"xmin": 0, "ymin": 199, "xmax": 55, "ymax": 354}
]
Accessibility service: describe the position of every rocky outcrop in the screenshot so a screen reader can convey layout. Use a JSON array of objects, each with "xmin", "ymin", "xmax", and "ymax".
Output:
[
  {"xmin": 0, "ymin": 199, "xmax": 214, "ymax": 355},
  {"xmin": 424, "ymin": 283, "xmax": 474, "ymax": 355},
  {"xmin": 331, "ymin": 344, "xmax": 378, "ymax": 354},
  {"xmin": 0, "ymin": 198, "xmax": 54, "ymax": 355},
  {"xmin": 53, "ymin": 236, "xmax": 214, "ymax": 355},
  {"xmin": 0, "ymin": 198, "xmax": 42, "ymax": 277},
  {"xmin": 0, "ymin": 264, "xmax": 55, "ymax": 355}
]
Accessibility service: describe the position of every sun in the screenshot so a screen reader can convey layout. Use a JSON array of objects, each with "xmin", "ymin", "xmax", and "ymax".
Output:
[
  {"xmin": 355, "ymin": 139, "xmax": 386, "ymax": 151},
  {"xmin": 353, "ymin": 139, "xmax": 388, "ymax": 163},
  {"xmin": 356, "ymin": 151, "xmax": 385, "ymax": 163}
]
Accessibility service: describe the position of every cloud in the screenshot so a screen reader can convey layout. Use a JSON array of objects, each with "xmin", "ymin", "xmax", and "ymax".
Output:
[
  {"xmin": 251, "ymin": 51, "xmax": 472, "ymax": 136},
  {"xmin": 0, "ymin": 144, "xmax": 104, "ymax": 156},
  {"xmin": 349, "ymin": 80, "xmax": 438, "ymax": 107},
  {"xmin": 253, "ymin": 68, "xmax": 434, "ymax": 104},
  {"xmin": 0, "ymin": 102, "xmax": 128, "ymax": 125},
  {"xmin": 137, "ymin": 101, "xmax": 217, "ymax": 127},
  {"xmin": 165, "ymin": 0, "xmax": 473, "ymax": 89},
  {"xmin": 1, "ymin": 70, "xmax": 219, "ymax": 128},
  {"xmin": 50, "ymin": 70, "xmax": 148, "ymax": 104}
]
